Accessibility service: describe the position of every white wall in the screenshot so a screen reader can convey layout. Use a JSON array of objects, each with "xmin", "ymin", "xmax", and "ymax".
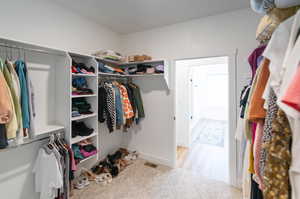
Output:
[
  {"xmin": 0, "ymin": 1, "xmax": 121, "ymax": 199},
  {"xmin": 121, "ymin": 8, "xmax": 260, "ymax": 168},
  {"xmin": 0, "ymin": 0, "xmax": 121, "ymax": 54}
]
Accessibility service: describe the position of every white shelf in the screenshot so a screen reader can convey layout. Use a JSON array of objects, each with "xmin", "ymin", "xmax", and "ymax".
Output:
[
  {"xmin": 121, "ymin": 60, "xmax": 165, "ymax": 65},
  {"xmin": 78, "ymin": 153, "xmax": 98, "ymax": 164},
  {"xmin": 98, "ymin": 72, "xmax": 164, "ymax": 78},
  {"xmin": 98, "ymin": 58, "xmax": 164, "ymax": 66},
  {"xmin": 130, "ymin": 74, "xmax": 164, "ymax": 77},
  {"xmin": 71, "ymin": 94, "xmax": 96, "ymax": 98},
  {"xmin": 71, "ymin": 113, "xmax": 97, "ymax": 121},
  {"xmin": 72, "ymin": 73, "xmax": 96, "ymax": 77},
  {"xmin": 34, "ymin": 125, "xmax": 65, "ymax": 137},
  {"xmin": 71, "ymin": 132, "xmax": 98, "ymax": 144}
]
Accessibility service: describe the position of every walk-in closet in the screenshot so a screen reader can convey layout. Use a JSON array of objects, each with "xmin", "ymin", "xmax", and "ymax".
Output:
[{"xmin": 0, "ymin": 0, "xmax": 299, "ymax": 199}]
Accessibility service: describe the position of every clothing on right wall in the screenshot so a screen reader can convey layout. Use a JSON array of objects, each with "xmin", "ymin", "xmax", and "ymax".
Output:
[{"xmin": 238, "ymin": 4, "xmax": 300, "ymax": 199}]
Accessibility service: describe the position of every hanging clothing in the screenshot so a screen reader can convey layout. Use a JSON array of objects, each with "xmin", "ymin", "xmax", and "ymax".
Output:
[
  {"xmin": 248, "ymin": 58, "xmax": 270, "ymax": 122},
  {"xmin": 263, "ymin": 16, "xmax": 294, "ymax": 96},
  {"xmin": 282, "ymin": 64, "xmax": 300, "ymax": 111},
  {"xmin": 248, "ymin": 45, "xmax": 266, "ymax": 80},
  {"xmin": 251, "ymin": 0, "xmax": 275, "ymax": 14},
  {"xmin": 0, "ymin": 61, "xmax": 13, "ymax": 124},
  {"xmin": 117, "ymin": 83, "xmax": 134, "ymax": 120},
  {"xmin": 275, "ymin": 11, "xmax": 300, "ymax": 199},
  {"xmin": 129, "ymin": 83, "xmax": 145, "ymax": 120},
  {"xmin": 24, "ymin": 61, "xmax": 36, "ymax": 138},
  {"xmin": 104, "ymin": 83, "xmax": 116, "ymax": 132},
  {"xmin": 259, "ymin": 88, "xmax": 278, "ymax": 186},
  {"xmin": 33, "ymin": 148, "xmax": 63, "ymax": 199},
  {"xmin": 6, "ymin": 60, "xmax": 24, "ymax": 144},
  {"xmin": 98, "ymin": 86, "xmax": 113, "ymax": 132},
  {"xmin": 3, "ymin": 61, "xmax": 20, "ymax": 140},
  {"xmin": 263, "ymin": 109, "xmax": 292, "ymax": 199},
  {"xmin": 98, "ymin": 80, "xmax": 144, "ymax": 132},
  {"xmin": 15, "ymin": 60, "xmax": 30, "ymax": 130},
  {"xmin": 275, "ymin": 0, "xmax": 300, "ymax": 8},
  {"xmin": 0, "ymin": 124, "xmax": 8, "ymax": 149},
  {"xmin": 240, "ymin": 85, "xmax": 251, "ymax": 119},
  {"xmin": 253, "ymin": 121, "xmax": 265, "ymax": 189},
  {"xmin": 112, "ymin": 84, "xmax": 124, "ymax": 129},
  {"xmin": 250, "ymin": 175, "xmax": 263, "ymax": 199}
]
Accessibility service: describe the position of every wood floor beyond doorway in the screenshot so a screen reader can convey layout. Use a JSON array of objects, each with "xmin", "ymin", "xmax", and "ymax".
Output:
[{"xmin": 176, "ymin": 146, "xmax": 189, "ymax": 167}]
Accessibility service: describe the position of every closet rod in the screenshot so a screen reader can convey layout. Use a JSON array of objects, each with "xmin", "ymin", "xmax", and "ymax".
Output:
[
  {"xmin": 99, "ymin": 76, "xmax": 132, "ymax": 83},
  {"xmin": 0, "ymin": 42, "xmax": 65, "ymax": 57},
  {"xmin": 0, "ymin": 130, "xmax": 64, "ymax": 152}
]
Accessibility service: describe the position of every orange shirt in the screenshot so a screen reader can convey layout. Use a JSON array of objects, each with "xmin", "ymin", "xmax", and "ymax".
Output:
[
  {"xmin": 248, "ymin": 58, "xmax": 270, "ymax": 121},
  {"xmin": 116, "ymin": 84, "xmax": 134, "ymax": 120}
]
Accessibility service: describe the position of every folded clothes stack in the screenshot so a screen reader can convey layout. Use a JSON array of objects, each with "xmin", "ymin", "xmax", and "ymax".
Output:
[
  {"xmin": 72, "ymin": 98, "xmax": 93, "ymax": 117},
  {"xmin": 72, "ymin": 121, "xmax": 94, "ymax": 138},
  {"xmin": 72, "ymin": 77, "xmax": 94, "ymax": 95},
  {"xmin": 71, "ymin": 60, "xmax": 95, "ymax": 74},
  {"xmin": 124, "ymin": 64, "xmax": 164, "ymax": 75},
  {"xmin": 98, "ymin": 61, "xmax": 125, "ymax": 74},
  {"xmin": 93, "ymin": 50, "xmax": 124, "ymax": 61},
  {"xmin": 72, "ymin": 139, "xmax": 97, "ymax": 164}
]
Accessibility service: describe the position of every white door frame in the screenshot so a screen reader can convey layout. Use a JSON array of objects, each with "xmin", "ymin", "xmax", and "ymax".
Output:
[{"xmin": 172, "ymin": 50, "xmax": 238, "ymax": 187}]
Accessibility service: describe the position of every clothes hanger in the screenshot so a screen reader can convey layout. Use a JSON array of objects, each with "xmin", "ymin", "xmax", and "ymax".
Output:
[{"xmin": 47, "ymin": 135, "xmax": 54, "ymax": 150}]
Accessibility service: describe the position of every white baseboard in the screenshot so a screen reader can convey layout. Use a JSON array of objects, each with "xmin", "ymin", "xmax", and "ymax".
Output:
[
  {"xmin": 121, "ymin": 146, "xmax": 174, "ymax": 168},
  {"xmin": 139, "ymin": 152, "xmax": 174, "ymax": 168}
]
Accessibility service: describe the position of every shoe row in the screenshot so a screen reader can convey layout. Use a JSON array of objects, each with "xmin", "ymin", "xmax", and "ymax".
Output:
[
  {"xmin": 72, "ymin": 121, "xmax": 94, "ymax": 138},
  {"xmin": 125, "ymin": 64, "xmax": 164, "ymax": 75},
  {"xmin": 74, "ymin": 168, "xmax": 113, "ymax": 190},
  {"xmin": 91, "ymin": 148, "xmax": 138, "ymax": 178}
]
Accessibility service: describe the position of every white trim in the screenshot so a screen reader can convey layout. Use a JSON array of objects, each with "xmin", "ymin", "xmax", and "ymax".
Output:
[
  {"xmin": 121, "ymin": 146, "xmax": 174, "ymax": 168},
  {"xmin": 228, "ymin": 50, "xmax": 238, "ymax": 187},
  {"xmin": 139, "ymin": 152, "xmax": 174, "ymax": 168},
  {"xmin": 173, "ymin": 49, "xmax": 238, "ymax": 186}
]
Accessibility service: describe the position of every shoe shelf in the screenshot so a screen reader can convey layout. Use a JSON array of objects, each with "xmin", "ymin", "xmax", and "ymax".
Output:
[
  {"xmin": 98, "ymin": 72, "xmax": 164, "ymax": 78},
  {"xmin": 71, "ymin": 132, "xmax": 98, "ymax": 144},
  {"xmin": 97, "ymin": 59, "xmax": 170, "ymax": 89},
  {"xmin": 71, "ymin": 113, "xmax": 97, "ymax": 121},
  {"xmin": 97, "ymin": 58, "xmax": 164, "ymax": 66},
  {"xmin": 78, "ymin": 153, "xmax": 98, "ymax": 164},
  {"xmin": 67, "ymin": 52, "xmax": 99, "ymax": 171},
  {"xmin": 71, "ymin": 94, "xmax": 97, "ymax": 98},
  {"xmin": 72, "ymin": 73, "xmax": 97, "ymax": 77}
]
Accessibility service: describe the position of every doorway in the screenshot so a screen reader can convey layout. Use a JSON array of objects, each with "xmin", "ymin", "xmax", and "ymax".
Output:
[{"xmin": 175, "ymin": 56, "xmax": 230, "ymax": 183}]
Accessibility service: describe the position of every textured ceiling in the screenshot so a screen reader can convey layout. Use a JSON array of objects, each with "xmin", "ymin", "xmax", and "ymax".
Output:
[{"xmin": 53, "ymin": 0, "xmax": 249, "ymax": 34}]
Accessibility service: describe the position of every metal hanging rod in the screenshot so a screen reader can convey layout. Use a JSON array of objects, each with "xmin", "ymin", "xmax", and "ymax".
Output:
[
  {"xmin": 0, "ymin": 42, "xmax": 65, "ymax": 57},
  {"xmin": 98, "ymin": 73, "xmax": 132, "ymax": 79},
  {"xmin": 0, "ymin": 130, "xmax": 64, "ymax": 152}
]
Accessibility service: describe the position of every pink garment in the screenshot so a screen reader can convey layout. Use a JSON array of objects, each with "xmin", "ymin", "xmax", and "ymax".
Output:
[
  {"xmin": 70, "ymin": 149, "xmax": 77, "ymax": 171},
  {"xmin": 282, "ymin": 65, "xmax": 300, "ymax": 112},
  {"xmin": 252, "ymin": 123, "xmax": 257, "ymax": 144},
  {"xmin": 253, "ymin": 121, "xmax": 265, "ymax": 190},
  {"xmin": 80, "ymin": 149, "xmax": 97, "ymax": 158}
]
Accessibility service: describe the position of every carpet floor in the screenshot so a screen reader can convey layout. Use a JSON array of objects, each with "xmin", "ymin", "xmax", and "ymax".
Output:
[{"xmin": 71, "ymin": 159, "xmax": 241, "ymax": 199}]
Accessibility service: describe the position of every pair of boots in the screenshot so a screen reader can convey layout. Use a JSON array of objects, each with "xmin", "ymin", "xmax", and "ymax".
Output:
[{"xmin": 72, "ymin": 121, "xmax": 94, "ymax": 138}]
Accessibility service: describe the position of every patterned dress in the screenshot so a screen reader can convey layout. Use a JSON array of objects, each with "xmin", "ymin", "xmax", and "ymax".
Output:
[
  {"xmin": 259, "ymin": 88, "xmax": 278, "ymax": 180},
  {"xmin": 263, "ymin": 109, "xmax": 292, "ymax": 199}
]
